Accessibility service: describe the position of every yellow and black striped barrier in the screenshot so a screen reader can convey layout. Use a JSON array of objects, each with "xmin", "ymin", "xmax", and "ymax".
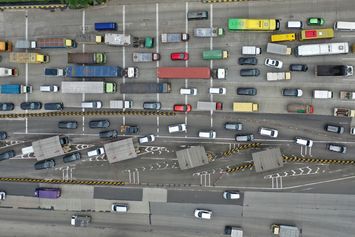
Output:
[
  {"xmin": 282, "ymin": 154, "xmax": 355, "ymax": 165},
  {"xmin": 0, "ymin": 177, "xmax": 125, "ymax": 186},
  {"xmin": 0, "ymin": 4, "xmax": 66, "ymax": 10},
  {"xmin": 225, "ymin": 163, "xmax": 254, "ymax": 173},
  {"xmin": 202, "ymin": 0, "xmax": 249, "ymax": 3},
  {"xmin": 223, "ymin": 143, "xmax": 261, "ymax": 157},
  {"xmin": 0, "ymin": 110, "xmax": 176, "ymax": 118}
]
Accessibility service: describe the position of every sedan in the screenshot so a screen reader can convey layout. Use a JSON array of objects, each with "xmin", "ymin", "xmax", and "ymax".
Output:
[
  {"xmin": 0, "ymin": 103, "xmax": 14, "ymax": 111},
  {"xmin": 238, "ymin": 57, "xmax": 257, "ymax": 65},
  {"xmin": 194, "ymin": 209, "xmax": 212, "ymax": 220},
  {"xmin": 327, "ymin": 143, "xmax": 347, "ymax": 154},
  {"xmin": 209, "ymin": 87, "xmax": 226, "ymax": 95},
  {"xmin": 20, "ymin": 102, "xmax": 42, "ymax": 110},
  {"xmin": 63, "ymin": 152, "xmax": 81, "ymax": 163},
  {"xmin": 58, "ymin": 121, "xmax": 78, "ymax": 129},
  {"xmin": 307, "ymin": 17, "xmax": 325, "ymax": 26},
  {"xmin": 0, "ymin": 150, "xmax": 15, "ymax": 161},
  {"xmin": 173, "ymin": 104, "xmax": 192, "ymax": 113},
  {"xmin": 265, "ymin": 58, "xmax": 283, "ymax": 69},
  {"xmin": 34, "ymin": 159, "xmax": 55, "ymax": 170},
  {"xmin": 289, "ymin": 64, "xmax": 308, "ymax": 72},
  {"xmin": 170, "ymin": 52, "xmax": 189, "ymax": 61},
  {"xmin": 240, "ymin": 68, "xmax": 260, "ymax": 77},
  {"xmin": 282, "ymin": 88, "xmax": 303, "ymax": 97},
  {"xmin": 139, "ymin": 134, "xmax": 155, "ymax": 144},
  {"xmin": 259, "ymin": 127, "xmax": 278, "ymax": 138},
  {"xmin": 89, "ymin": 119, "xmax": 110, "ymax": 129},
  {"xmin": 236, "ymin": 87, "xmax": 257, "ymax": 96},
  {"xmin": 99, "ymin": 129, "xmax": 119, "ymax": 139},
  {"xmin": 223, "ymin": 190, "xmax": 240, "ymax": 200}
]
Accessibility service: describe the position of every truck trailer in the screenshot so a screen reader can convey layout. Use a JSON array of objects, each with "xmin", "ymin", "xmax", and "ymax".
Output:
[
  {"xmin": 0, "ymin": 84, "xmax": 32, "ymax": 94},
  {"xmin": 233, "ymin": 102, "xmax": 258, "ymax": 112},
  {"xmin": 161, "ymin": 33, "xmax": 189, "ymax": 43},
  {"xmin": 15, "ymin": 38, "xmax": 76, "ymax": 49},
  {"xmin": 271, "ymin": 224, "xmax": 300, "ymax": 237},
  {"xmin": 9, "ymin": 53, "xmax": 49, "ymax": 64},
  {"xmin": 67, "ymin": 52, "xmax": 106, "ymax": 64},
  {"xmin": 120, "ymin": 82, "xmax": 171, "ymax": 94},
  {"xmin": 315, "ymin": 65, "xmax": 353, "ymax": 76},
  {"xmin": 65, "ymin": 65, "xmax": 137, "ymax": 78},
  {"xmin": 266, "ymin": 43, "xmax": 292, "ymax": 55},
  {"xmin": 157, "ymin": 67, "xmax": 226, "ymax": 79},
  {"xmin": 267, "ymin": 72, "xmax": 291, "ymax": 81},
  {"xmin": 197, "ymin": 101, "xmax": 223, "ymax": 111},
  {"xmin": 61, "ymin": 81, "xmax": 116, "ymax": 94}
]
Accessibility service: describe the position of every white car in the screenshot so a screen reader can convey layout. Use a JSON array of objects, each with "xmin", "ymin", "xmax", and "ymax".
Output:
[
  {"xmin": 87, "ymin": 147, "xmax": 105, "ymax": 157},
  {"xmin": 139, "ymin": 134, "xmax": 155, "ymax": 144},
  {"xmin": 180, "ymin": 88, "xmax": 197, "ymax": 95},
  {"xmin": 259, "ymin": 127, "xmax": 278, "ymax": 138},
  {"xmin": 198, "ymin": 130, "xmax": 217, "ymax": 139},
  {"xmin": 209, "ymin": 87, "xmax": 226, "ymax": 95},
  {"xmin": 0, "ymin": 191, "xmax": 6, "ymax": 200},
  {"xmin": 194, "ymin": 209, "xmax": 212, "ymax": 220},
  {"xmin": 265, "ymin": 58, "xmax": 283, "ymax": 69},
  {"xmin": 350, "ymin": 127, "xmax": 355, "ymax": 135},
  {"xmin": 168, "ymin": 123, "xmax": 187, "ymax": 133},
  {"xmin": 295, "ymin": 137, "xmax": 313, "ymax": 147},
  {"xmin": 111, "ymin": 203, "xmax": 128, "ymax": 213},
  {"xmin": 223, "ymin": 190, "xmax": 240, "ymax": 200}
]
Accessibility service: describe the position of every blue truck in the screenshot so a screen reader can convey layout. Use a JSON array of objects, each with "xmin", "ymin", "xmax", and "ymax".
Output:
[
  {"xmin": 65, "ymin": 65, "xmax": 138, "ymax": 78},
  {"xmin": 0, "ymin": 84, "xmax": 32, "ymax": 94}
]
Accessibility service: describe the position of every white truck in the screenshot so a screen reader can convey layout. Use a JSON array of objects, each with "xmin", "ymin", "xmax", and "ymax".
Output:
[
  {"xmin": 102, "ymin": 33, "xmax": 131, "ymax": 46},
  {"xmin": 61, "ymin": 81, "xmax": 116, "ymax": 94},
  {"xmin": 0, "ymin": 67, "xmax": 17, "ymax": 77},
  {"xmin": 267, "ymin": 72, "xmax": 291, "ymax": 81},
  {"xmin": 197, "ymin": 101, "xmax": 223, "ymax": 111},
  {"xmin": 161, "ymin": 33, "xmax": 189, "ymax": 43},
  {"xmin": 133, "ymin": 53, "xmax": 160, "ymax": 62},
  {"xmin": 272, "ymin": 224, "xmax": 300, "ymax": 237},
  {"xmin": 109, "ymin": 100, "xmax": 133, "ymax": 109},
  {"xmin": 313, "ymin": 90, "xmax": 333, "ymax": 99},
  {"xmin": 242, "ymin": 46, "xmax": 261, "ymax": 55},
  {"xmin": 193, "ymin": 27, "xmax": 224, "ymax": 37},
  {"xmin": 71, "ymin": 215, "xmax": 91, "ymax": 227},
  {"xmin": 267, "ymin": 43, "xmax": 292, "ymax": 55},
  {"xmin": 224, "ymin": 226, "xmax": 243, "ymax": 237}
]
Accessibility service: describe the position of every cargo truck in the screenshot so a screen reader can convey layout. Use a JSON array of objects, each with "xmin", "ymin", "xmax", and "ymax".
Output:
[
  {"xmin": 194, "ymin": 27, "xmax": 224, "ymax": 37},
  {"xmin": 100, "ymin": 33, "xmax": 131, "ymax": 46},
  {"xmin": 61, "ymin": 81, "xmax": 116, "ymax": 94},
  {"xmin": 197, "ymin": 101, "xmax": 223, "ymax": 111},
  {"xmin": 224, "ymin": 226, "xmax": 243, "ymax": 237},
  {"xmin": 233, "ymin": 102, "xmax": 258, "ymax": 112},
  {"xmin": 109, "ymin": 100, "xmax": 133, "ymax": 109},
  {"xmin": 334, "ymin": 107, "xmax": 355, "ymax": 117},
  {"xmin": 0, "ymin": 40, "xmax": 12, "ymax": 52},
  {"xmin": 267, "ymin": 72, "xmax": 291, "ymax": 81},
  {"xmin": 202, "ymin": 50, "xmax": 228, "ymax": 60},
  {"xmin": 0, "ymin": 84, "xmax": 32, "ymax": 94},
  {"xmin": 340, "ymin": 91, "xmax": 355, "ymax": 100},
  {"xmin": 315, "ymin": 65, "xmax": 353, "ymax": 76},
  {"xmin": 287, "ymin": 103, "xmax": 314, "ymax": 114},
  {"xmin": 242, "ymin": 46, "xmax": 261, "ymax": 55},
  {"xmin": 71, "ymin": 215, "xmax": 91, "ymax": 227},
  {"xmin": 75, "ymin": 33, "xmax": 103, "ymax": 44},
  {"xmin": 15, "ymin": 38, "xmax": 76, "ymax": 49},
  {"xmin": 266, "ymin": 43, "xmax": 292, "ymax": 55},
  {"xmin": 133, "ymin": 52, "xmax": 160, "ymax": 62},
  {"xmin": 313, "ymin": 90, "xmax": 333, "ymax": 99},
  {"xmin": 67, "ymin": 52, "xmax": 106, "ymax": 64},
  {"xmin": 294, "ymin": 42, "xmax": 349, "ymax": 56},
  {"xmin": 65, "ymin": 65, "xmax": 138, "ymax": 78},
  {"xmin": 9, "ymin": 53, "xmax": 49, "ymax": 64},
  {"xmin": 132, "ymin": 36, "xmax": 154, "ymax": 48},
  {"xmin": 0, "ymin": 67, "xmax": 17, "ymax": 77},
  {"xmin": 156, "ymin": 67, "xmax": 226, "ymax": 79},
  {"xmin": 161, "ymin": 33, "xmax": 189, "ymax": 43},
  {"xmin": 271, "ymin": 224, "xmax": 300, "ymax": 237},
  {"xmin": 44, "ymin": 68, "xmax": 64, "ymax": 77},
  {"xmin": 120, "ymin": 82, "xmax": 171, "ymax": 94}
]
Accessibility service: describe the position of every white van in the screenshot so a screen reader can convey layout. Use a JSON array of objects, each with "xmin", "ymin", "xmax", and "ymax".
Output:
[
  {"xmin": 287, "ymin": 21, "xmax": 303, "ymax": 29},
  {"xmin": 168, "ymin": 123, "xmax": 187, "ymax": 133},
  {"xmin": 40, "ymin": 85, "xmax": 59, "ymax": 92},
  {"xmin": 81, "ymin": 101, "xmax": 102, "ymax": 109},
  {"xmin": 334, "ymin": 21, "xmax": 355, "ymax": 31},
  {"xmin": 111, "ymin": 203, "xmax": 128, "ymax": 213},
  {"xmin": 313, "ymin": 90, "xmax": 333, "ymax": 99},
  {"xmin": 198, "ymin": 130, "xmax": 216, "ymax": 139}
]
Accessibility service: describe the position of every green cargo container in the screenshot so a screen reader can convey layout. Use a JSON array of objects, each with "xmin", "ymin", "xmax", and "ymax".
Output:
[{"xmin": 202, "ymin": 50, "xmax": 228, "ymax": 60}]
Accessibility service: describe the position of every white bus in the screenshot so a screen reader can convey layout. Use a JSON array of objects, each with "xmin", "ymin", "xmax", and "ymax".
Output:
[
  {"xmin": 334, "ymin": 21, "xmax": 355, "ymax": 31},
  {"xmin": 294, "ymin": 42, "xmax": 349, "ymax": 57}
]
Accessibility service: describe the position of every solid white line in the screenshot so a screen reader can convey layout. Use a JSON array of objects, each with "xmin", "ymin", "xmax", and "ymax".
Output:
[
  {"xmin": 123, "ymin": 5, "xmax": 126, "ymax": 125},
  {"xmin": 209, "ymin": 4, "xmax": 213, "ymax": 128},
  {"xmin": 185, "ymin": 2, "xmax": 189, "ymax": 124},
  {"xmin": 81, "ymin": 10, "xmax": 86, "ymax": 133},
  {"xmin": 156, "ymin": 3, "xmax": 160, "ymax": 134},
  {"xmin": 14, "ymin": 132, "xmax": 99, "ymax": 136},
  {"xmin": 25, "ymin": 11, "xmax": 28, "ymax": 134},
  {"xmin": 82, "ymin": 10, "xmax": 85, "ymax": 34}
]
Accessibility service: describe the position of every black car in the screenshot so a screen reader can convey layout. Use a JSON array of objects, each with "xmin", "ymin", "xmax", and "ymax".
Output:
[
  {"xmin": 99, "ymin": 129, "xmax": 119, "ymax": 139},
  {"xmin": 0, "ymin": 150, "xmax": 15, "ymax": 161},
  {"xmin": 89, "ymin": 119, "xmax": 110, "ymax": 129},
  {"xmin": 282, "ymin": 88, "xmax": 303, "ymax": 97},
  {"xmin": 0, "ymin": 103, "xmax": 14, "ymax": 111},
  {"xmin": 20, "ymin": 102, "xmax": 42, "ymax": 110},
  {"xmin": 34, "ymin": 159, "xmax": 55, "ymax": 170},
  {"xmin": 58, "ymin": 121, "xmax": 78, "ymax": 129},
  {"xmin": 0, "ymin": 131, "xmax": 7, "ymax": 140},
  {"xmin": 240, "ymin": 68, "xmax": 260, "ymax": 77},
  {"xmin": 63, "ymin": 152, "xmax": 81, "ymax": 163},
  {"xmin": 44, "ymin": 102, "xmax": 64, "ymax": 111},
  {"xmin": 187, "ymin": 10, "xmax": 208, "ymax": 21},
  {"xmin": 236, "ymin": 87, "xmax": 257, "ymax": 96},
  {"xmin": 289, "ymin": 64, "xmax": 308, "ymax": 72},
  {"xmin": 238, "ymin": 57, "xmax": 258, "ymax": 65}
]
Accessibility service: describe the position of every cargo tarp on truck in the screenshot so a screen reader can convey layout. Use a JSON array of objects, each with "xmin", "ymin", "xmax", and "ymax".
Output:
[
  {"xmin": 9, "ymin": 53, "xmax": 49, "ymax": 64},
  {"xmin": 197, "ymin": 101, "xmax": 223, "ymax": 111},
  {"xmin": 267, "ymin": 43, "xmax": 292, "ymax": 55},
  {"xmin": 104, "ymin": 34, "xmax": 131, "ymax": 46},
  {"xmin": 233, "ymin": 102, "xmax": 258, "ymax": 112},
  {"xmin": 157, "ymin": 67, "xmax": 211, "ymax": 79},
  {"xmin": 120, "ymin": 82, "xmax": 171, "ymax": 94}
]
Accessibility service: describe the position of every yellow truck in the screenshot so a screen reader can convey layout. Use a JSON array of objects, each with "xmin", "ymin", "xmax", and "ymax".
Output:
[
  {"xmin": 233, "ymin": 102, "xmax": 258, "ymax": 112},
  {"xmin": 9, "ymin": 53, "xmax": 49, "ymax": 64},
  {"xmin": 0, "ymin": 40, "xmax": 12, "ymax": 52}
]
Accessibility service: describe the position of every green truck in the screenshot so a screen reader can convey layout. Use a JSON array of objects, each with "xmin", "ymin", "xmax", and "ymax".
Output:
[{"xmin": 202, "ymin": 50, "xmax": 228, "ymax": 60}]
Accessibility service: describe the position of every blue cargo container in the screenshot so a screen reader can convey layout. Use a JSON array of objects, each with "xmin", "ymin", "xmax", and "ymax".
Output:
[
  {"xmin": 95, "ymin": 22, "xmax": 118, "ymax": 31},
  {"xmin": 0, "ymin": 84, "xmax": 32, "ymax": 94},
  {"xmin": 65, "ymin": 65, "xmax": 124, "ymax": 78}
]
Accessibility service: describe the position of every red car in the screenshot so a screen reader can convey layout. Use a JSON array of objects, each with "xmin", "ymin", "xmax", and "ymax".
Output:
[
  {"xmin": 173, "ymin": 104, "xmax": 192, "ymax": 112},
  {"xmin": 170, "ymin": 52, "xmax": 189, "ymax": 61}
]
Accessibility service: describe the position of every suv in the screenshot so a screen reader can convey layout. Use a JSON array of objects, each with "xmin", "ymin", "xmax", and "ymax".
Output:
[
  {"xmin": 223, "ymin": 190, "xmax": 240, "ymax": 200},
  {"xmin": 265, "ymin": 58, "xmax": 283, "ymax": 69},
  {"xmin": 87, "ymin": 147, "xmax": 105, "ymax": 157},
  {"xmin": 0, "ymin": 150, "xmax": 15, "ymax": 161},
  {"xmin": 34, "ymin": 159, "xmax": 55, "ymax": 170},
  {"xmin": 235, "ymin": 134, "xmax": 254, "ymax": 142},
  {"xmin": 198, "ymin": 130, "xmax": 216, "ymax": 139},
  {"xmin": 143, "ymin": 102, "xmax": 161, "ymax": 110},
  {"xmin": 289, "ymin": 64, "xmax": 308, "ymax": 72},
  {"xmin": 295, "ymin": 137, "xmax": 314, "ymax": 147},
  {"xmin": 224, "ymin": 122, "xmax": 242, "ymax": 131},
  {"xmin": 99, "ymin": 129, "xmax": 119, "ymax": 139},
  {"xmin": 168, "ymin": 124, "xmax": 187, "ymax": 133},
  {"xmin": 44, "ymin": 102, "xmax": 63, "ymax": 111},
  {"xmin": 282, "ymin": 88, "xmax": 303, "ymax": 97},
  {"xmin": 58, "ymin": 121, "xmax": 78, "ymax": 129},
  {"xmin": 327, "ymin": 143, "xmax": 347, "ymax": 154},
  {"xmin": 240, "ymin": 68, "xmax": 260, "ymax": 77},
  {"xmin": 89, "ymin": 119, "xmax": 110, "ymax": 128},
  {"xmin": 63, "ymin": 152, "xmax": 81, "ymax": 163},
  {"xmin": 187, "ymin": 11, "xmax": 208, "ymax": 20},
  {"xmin": 139, "ymin": 134, "xmax": 155, "ymax": 144},
  {"xmin": 209, "ymin": 87, "xmax": 226, "ymax": 95},
  {"xmin": 194, "ymin": 209, "xmax": 212, "ymax": 220},
  {"xmin": 236, "ymin": 87, "xmax": 257, "ymax": 96},
  {"xmin": 20, "ymin": 102, "xmax": 42, "ymax": 110},
  {"xmin": 324, "ymin": 124, "xmax": 344, "ymax": 134},
  {"xmin": 259, "ymin": 127, "xmax": 278, "ymax": 138},
  {"xmin": 238, "ymin": 57, "xmax": 257, "ymax": 65}
]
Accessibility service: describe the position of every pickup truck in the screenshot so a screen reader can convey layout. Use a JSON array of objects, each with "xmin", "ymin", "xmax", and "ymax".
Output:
[
  {"xmin": 0, "ymin": 67, "xmax": 17, "ymax": 77},
  {"xmin": 120, "ymin": 125, "xmax": 139, "ymax": 135},
  {"xmin": 267, "ymin": 72, "xmax": 291, "ymax": 81},
  {"xmin": 334, "ymin": 107, "xmax": 355, "ymax": 117},
  {"xmin": 133, "ymin": 53, "xmax": 160, "ymax": 62},
  {"xmin": 161, "ymin": 33, "xmax": 189, "ymax": 43},
  {"xmin": 340, "ymin": 91, "xmax": 355, "ymax": 100}
]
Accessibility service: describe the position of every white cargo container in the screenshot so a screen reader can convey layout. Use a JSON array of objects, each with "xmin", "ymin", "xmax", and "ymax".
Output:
[
  {"xmin": 242, "ymin": 46, "xmax": 261, "ymax": 55},
  {"xmin": 109, "ymin": 100, "xmax": 133, "ymax": 109},
  {"xmin": 266, "ymin": 72, "xmax": 291, "ymax": 81},
  {"xmin": 313, "ymin": 90, "xmax": 333, "ymax": 99}
]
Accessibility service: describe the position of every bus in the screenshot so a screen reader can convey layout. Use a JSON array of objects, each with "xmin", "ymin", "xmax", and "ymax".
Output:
[
  {"xmin": 334, "ymin": 21, "xmax": 355, "ymax": 31},
  {"xmin": 294, "ymin": 42, "xmax": 349, "ymax": 57},
  {"xmin": 228, "ymin": 18, "xmax": 280, "ymax": 31},
  {"xmin": 300, "ymin": 28, "xmax": 334, "ymax": 41},
  {"xmin": 271, "ymin": 33, "xmax": 296, "ymax": 42}
]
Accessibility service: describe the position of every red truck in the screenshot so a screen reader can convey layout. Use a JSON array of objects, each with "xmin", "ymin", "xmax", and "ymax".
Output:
[{"xmin": 157, "ymin": 67, "xmax": 226, "ymax": 79}]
